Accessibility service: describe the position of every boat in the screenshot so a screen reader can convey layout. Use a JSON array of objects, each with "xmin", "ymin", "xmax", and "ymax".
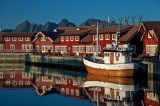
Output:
[{"xmin": 83, "ymin": 23, "xmax": 138, "ymax": 77}]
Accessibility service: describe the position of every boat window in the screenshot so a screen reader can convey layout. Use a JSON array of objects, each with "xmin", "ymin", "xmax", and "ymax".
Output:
[
  {"xmin": 115, "ymin": 53, "xmax": 119, "ymax": 57},
  {"xmin": 105, "ymin": 53, "xmax": 109, "ymax": 57}
]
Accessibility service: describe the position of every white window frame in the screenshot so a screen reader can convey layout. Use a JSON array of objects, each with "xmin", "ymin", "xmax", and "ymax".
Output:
[
  {"xmin": 0, "ymin": 72, "xmax": 3, "ymax": 78},
  {"xmin": 40, "ymin": 37, "xmax": 46, "ymax": 41},
  {"xmin": 10, "ymin": 72, "xmax": 15, "ymax": 78},
  {"xmin": 18, "ymin": 37, "xmax": 23, "ymax": 41},
  {"xmin": 112, "ymin": 34, "xmax": 116, "ymax": 40},
  {"xmin": 25, "ymin": 37, "xmax": 30, "ymax": 41},
  {"xmin": 12, "ymin": 37, "xmax": 16, "ymax": 41},
  {"xmin": 0, "ymin": 44, "xmax": 3, "ymax": 50},
  {"xmin": 105, "ymin": 34, "xmax": 110, "ymax": 40},
  {"xmin": 5, "ymin": 37, "xmax": 10, "ymax": 41},
  {"xmin": 70, "ymin": 36, "xmax": 74, "ymax": 41},
  {"xmin": 75, "ymin": 36, "xmax": 79, "ymax": 41},
  {"xmin": 61, "ymin": 36, "xmax": 64, "ymax": 41},
  {"xmin": 42, "ymin": 45, "xmax": 53, "ymax": 53},
  {"xmin": 99, "ymin": 34, "xmax": 103, "ymax": 40},
  {"xmin": 65, "ymin": 36, "xmax": 69, "ymax": 41},
  {"xmin": 148, "ymin": 32, "xmax": 152, "ymax": 38},
  {"xmin": 10, "ymin": 44, "xmax": 15, "ymax": 50}
]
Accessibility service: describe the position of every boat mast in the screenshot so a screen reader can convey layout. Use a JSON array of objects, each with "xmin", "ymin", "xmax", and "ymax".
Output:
[
  {"xmin": 96, "ymin": 22, "xmax": 99, "ymax": 57},
  {"xmin": 116, "ymin": 24, "xmax": 120, "ymax": 48}
]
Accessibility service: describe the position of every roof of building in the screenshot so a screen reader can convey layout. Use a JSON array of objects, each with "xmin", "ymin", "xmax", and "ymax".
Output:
[
  {"xmin": 119, "ymin": 26, "xmax": 139, "ymax": 43},
  {"xmin": 79, "ymin": 25, "xmax": 133, "ymax": 43},
  {"xmin": 56, "ymin": 26, "xmax": 96, "ymax": 36},
  {"xmin": 32, "ymin": 31, "xmax": 58, "ymax": 43},
  {"xmin": 2, "ymin": 32, "xmax": 36, "ymax": 37},
  {"xmin": 141, "ymin": 21, "xmax": 160, "ymax": 39},
  {"xmin": 79, "ymin": 34, "xmax": 92, "ymax": 43},
  {"xmin": 0, "ymin": 32, "xmax": 6, "ymax": 43},
  {"xmin": 90, "ymin": 25, "xmax": 133, "ymax": 34},
  {"xmin": 40, "ymin": 31, "xmax": 58, "ymax": 41}
]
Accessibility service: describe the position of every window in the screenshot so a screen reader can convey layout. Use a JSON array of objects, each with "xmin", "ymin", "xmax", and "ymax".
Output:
[
  {"xmin": 42, "ymin": 46, "xmax": 53, "ymax": 52},
  {"xmin": 112, "ymin": 34, "xmax": 116, "ymax": 40},
  {"xmin": 66, "ymin": 36, "xmax": 69, "ymax": 41},
  {"xmin": 0, "ymin": 45, "xmax": 3, "ymax": 50},
  {"xmin": 61, "ymin": 36, "xmax": 64, "ymax": 41},
  {"xmin": 10, "ymin": 72, "xmax": 15, "ymax": 78},
  {"xmin": 70, "ymin": 36, "xmax": 74, "ymax": 41},
  {"xmin": 146, "ymin": 45, "xmax": 158, "ymax": 56},
  {"xmin": 75, "ymin": 36, "xmax": 79, "ymax": 41},
  {"xmin": 5, "ymin": 37, "xmax": 10, "ymax": 41},
  {"xmin": 18, "ymin": 37, "xmax": 23, "ymax": 41},
  {"xmin": 10, "ymin": 44, "xmax": 15, "ymax": 50},
  {"xmin": 0, "ymin": 72, "xmax": 3, "ymax": 78},
  {"xmin": 40, "ymin": 37, "xmax": 46, "ymax": 41},
  {"xmin": 19, "ymin": 81, "xmax": 23, "ymax": 85},
  {"xmin": 105, "ymin": 34, "xmax": 110, "ymax": 40},
  {"xmin": 25, "ymin": 37, "xmax": 30, "ymax": 41},
  {"xmin": 12, "ymin": 37, "xmax": 16, "ymax": 41},
  {"xmin": 148, "ymin": 32, "xmax": 151, "ymax": 38},
  {"xmin": 99, "ymin": 34, "xmax": 103, "ymax": 40}
]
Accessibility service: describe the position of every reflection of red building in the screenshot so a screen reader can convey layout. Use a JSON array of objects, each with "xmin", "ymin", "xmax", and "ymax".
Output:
[
  {"xmin": 144, "ymin": 90, "xmax": 160, "ymax": 106},
  {"xmin": 0, "ymin": 70, "xmax": 33, "ymax": 87},
  {"xmin": 55, "ymin": 78, "xmax": 82, "ymax": 97}
]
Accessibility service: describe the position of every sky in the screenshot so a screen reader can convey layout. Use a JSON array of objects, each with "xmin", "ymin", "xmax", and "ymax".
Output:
[{"xmin": 0, "ymin": 0, "xmax": 160, "ymax": 29}]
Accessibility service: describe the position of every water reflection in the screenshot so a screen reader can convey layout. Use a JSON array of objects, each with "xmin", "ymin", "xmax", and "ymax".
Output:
[{"xmin": 0, "ymin": 64, "xmax": 160, "ymax": 106}]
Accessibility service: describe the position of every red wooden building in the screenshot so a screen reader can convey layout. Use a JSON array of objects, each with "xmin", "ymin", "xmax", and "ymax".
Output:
[
  {"xmin": 32, "ymin": 31, "xmax": 58, "ymax": 54},
  {"xmin": 0, "ymin": 32, "xmax": 36, "ymax": 53},
  {"xmin": 53, "ymin": 26, "xmax": 95, "ymax": 56},
  {"xmin": 80, "ymin": 25, "xmax": 133, "ymax": 56},
  {"xmin": 139, "ymin": 21, "xmax": 160, "ymax": 57},
  {"xmin": 119, "ymin": 25, "xmax": 143, "ymax": 57}
]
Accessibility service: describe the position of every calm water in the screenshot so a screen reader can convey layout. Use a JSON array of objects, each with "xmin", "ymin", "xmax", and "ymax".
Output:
[{"xmin": 0, "ymin": 63, "xmax": 160, "ymax": 106}]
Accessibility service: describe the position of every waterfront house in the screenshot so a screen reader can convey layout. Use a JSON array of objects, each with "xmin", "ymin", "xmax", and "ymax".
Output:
[
  {"xmin": 32, "ymin": 31, "xmax": 58, "ymax": 54},
  {"xmin": 139, "ymin": 21, "xmax": 160, "ymax": 58},
  {"xmin": 53, "ymin": 26, "xmax": 95, "ymax": 56},
  {"xmin": 80, "ymin": 26, "xmax": 133, "ymax": 56},
  {"xmin": 119, "ymin": 25, "xmax": 143, "ymax": 57},
  {"xmin": 0, "ymin": 32, "xmax": 36, "ymax": 53}
]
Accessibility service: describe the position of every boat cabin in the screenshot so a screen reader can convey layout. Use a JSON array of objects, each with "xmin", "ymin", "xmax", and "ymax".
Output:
[{"xmin": 104, "ymin": 44, "xmax": 133, "ymax": 64}]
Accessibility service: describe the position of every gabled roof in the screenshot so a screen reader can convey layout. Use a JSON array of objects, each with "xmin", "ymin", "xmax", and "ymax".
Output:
[
  {"xmin": 32, "ymin": 31, "xmax": 58, "ymax": 43},
  {"xmin": 119, "ymin": 26, "xmax": 139, "ymax": 43},
  {"xmin": 141, "ymin": 21, "xmax": 160, "ymax": 39}
]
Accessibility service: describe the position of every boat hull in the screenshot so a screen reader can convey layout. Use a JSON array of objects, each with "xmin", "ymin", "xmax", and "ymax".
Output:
[{"xmin": 83, "ymin": 58, "xmax": 138, "ymax": 77}]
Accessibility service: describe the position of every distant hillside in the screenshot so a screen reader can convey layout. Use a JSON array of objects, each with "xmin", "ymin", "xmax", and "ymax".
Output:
[
  {"xmin": 2, "ymin": 18, "xmax": 116, "ymax": 32},
  {"xmin": 80, "ymin": 18, "xmax": 116, "ymax": 27}
]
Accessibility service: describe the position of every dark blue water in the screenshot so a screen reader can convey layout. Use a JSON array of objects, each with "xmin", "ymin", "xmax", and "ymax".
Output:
[{"xmin": 0, "ymin": 89, "xmax": 93, "ymax": 106}]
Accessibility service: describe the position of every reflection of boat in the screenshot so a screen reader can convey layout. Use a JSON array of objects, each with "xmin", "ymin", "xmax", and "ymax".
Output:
[
  {"xmin": 83, "ymin": 24, "xmax": 138, "ymax": 77},
  {"xmin": 83, "ymin": 74, "xmax": 139, "ymax": 106}
]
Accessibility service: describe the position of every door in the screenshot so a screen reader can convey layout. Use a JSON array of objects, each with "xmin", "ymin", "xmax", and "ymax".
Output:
[{"xmin": 110, "ymin": 52, "xmax": 114, "ymax": 64}]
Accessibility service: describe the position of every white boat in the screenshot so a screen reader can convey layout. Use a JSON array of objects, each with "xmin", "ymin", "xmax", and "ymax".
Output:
[{"xmin": 83, "ymin": 23, "xmax": 138, "ymax": 77}]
